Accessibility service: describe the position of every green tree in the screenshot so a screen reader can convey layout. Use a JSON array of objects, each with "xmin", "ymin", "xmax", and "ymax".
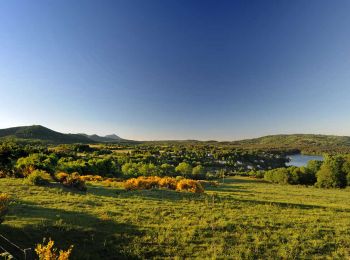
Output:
[
  {"xmin": 192, "ymin": 165, "xmax": 205, "ymax": 179},
  {"xmin": 160, "ymin": 163, "xmax": 175, "ymax": 176},
  {"xmin": 316, "ymin": 156, "xmax": 347, "ymax": 188},
  {"xmin": 175, "ymin": 162, "xmax": 192, "ymax": 177}
]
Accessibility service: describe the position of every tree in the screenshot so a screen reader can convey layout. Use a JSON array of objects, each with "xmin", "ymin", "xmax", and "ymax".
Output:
[
  {"xmin": 175, "ymin": 162, "xmax": 192, "ymax": 177},
  {"xmin": 160, "ymin": 163, "xmax": 175, "ymax": 176},
  {"xmin": 121, "ymin": 162, "xmax": 139, "ymax": 177},
  {"xmin": 306, "ymin": 160, "xmax": 323, "ymax": 175},
  {"xmin": 316, "ymin": 156, "xmax": 347, "ymax": 188},
  {"xmin": 192, "ymin": 165, "xmax": 205, "ymax": 179}
]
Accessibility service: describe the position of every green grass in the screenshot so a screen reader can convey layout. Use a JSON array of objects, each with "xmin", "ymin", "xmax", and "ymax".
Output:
[{"xmin": 0, "ymin": 177, "xmax": 350, "ymax": 259}]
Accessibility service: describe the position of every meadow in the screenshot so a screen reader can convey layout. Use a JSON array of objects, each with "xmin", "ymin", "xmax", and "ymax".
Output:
[{"xmin": 1, "ymin": 177, "xmax": 349, "ymax": 259}]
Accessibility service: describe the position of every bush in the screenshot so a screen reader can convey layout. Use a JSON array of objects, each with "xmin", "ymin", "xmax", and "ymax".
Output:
[
  {"xmin": 35, "ymin": 238, "xmax": 73, "ymax": 260},
  {"xmin": 158, "ymin": 177, "xmax": 177, "ymax": 190},
  {"xmin": 80, "ymin": 175, "xmax": 104, "ymax": 182},
  {"xmin": 60, "ymin": 172, "xmax": 87, "ymax": 192},
  {"xmin": 264, "ymin": 168, "xmax": 290, "ymax": 184},
  {"xmin": 176, "ymin": 179, "xmax": 204, "ymax": 193},
  {"xmin": 124, "ymin": 176, "xmax": 204, "ymax": 193},
  {"xmin": 124, "ymin": 176, "xmax": 161, "ymax": 190},
  {"xmin": 0, "ymin": 193, "xmax": 10, "ymax": 224},
  {"xmin": 26, "ymin": 170, "xmax": 52, "ymax": 186},
  {"xmin": 55, "ymin": 172, "xmax": 69, "ymax": 182}
]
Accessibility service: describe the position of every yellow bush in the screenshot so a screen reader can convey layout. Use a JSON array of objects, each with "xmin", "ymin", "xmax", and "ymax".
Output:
[
  {"xmin": 176, "ymin": 179, "xmax": 204, "ymax": 193},
  {"xmin": 35, "ymin": 238, "xmax": 73, "ymax": 260},
  {"xmin": 124, "ymin": 176, "xmax": 204, "ymax": 193},
  {"xmin": 0, "ymin": 193, "xmax": 10, "ymax": 224},
  {"xmin": 55, "ymin": 172, "xmax": 69, "ymax": 182},
  {"xmin": 158, "ymin": 177, "xmax": 177, "ymax": 190},
  {"xmin": 80, "ymin": 175, "xmax": 104, "ymax": 182}
]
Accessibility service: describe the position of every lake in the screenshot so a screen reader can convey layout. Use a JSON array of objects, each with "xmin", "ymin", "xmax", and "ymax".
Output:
[{"xmin": 286, "ymin": 154, "xmax": 324, "ymax": 167}]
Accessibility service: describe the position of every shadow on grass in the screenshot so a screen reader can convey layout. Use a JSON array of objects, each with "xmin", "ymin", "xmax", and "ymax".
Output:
[
  {"xmin": 0, "ymin": 201, "xmax": 142, "ymax": 260},
  {"xmin": 223, "ymin": 177, "xmax": 268, "ymax": 185},
  {"xmin": 114, "ymin": 188, "xmax": 208, "ymax": 202},
  {"xmin": 228, "ymin": 197, "xmax": 350, "ymax": 212}
]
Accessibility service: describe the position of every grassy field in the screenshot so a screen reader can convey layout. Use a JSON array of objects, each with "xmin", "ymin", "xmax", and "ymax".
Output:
[{"xmin": 0, "ymin": 177, "xmax": 350, "ymax": 259}]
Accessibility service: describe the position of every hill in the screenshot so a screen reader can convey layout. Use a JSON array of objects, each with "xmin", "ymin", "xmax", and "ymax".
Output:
[
  {"xmin": 232, "ymin": 134, "xmax": 350, "ymax": 154},
  {"xmin": 79, "ymin": 133, "xmax": 122, "ymax": 143},
  {"xmin": 0, "ymin": 125, "xmax": 124, "ymax": 144}
]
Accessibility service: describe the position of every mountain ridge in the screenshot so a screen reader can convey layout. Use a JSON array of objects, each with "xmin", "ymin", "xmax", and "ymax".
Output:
[{"xmin": 0, "ymin": 125, "xmax": 124, "ymax": 144}]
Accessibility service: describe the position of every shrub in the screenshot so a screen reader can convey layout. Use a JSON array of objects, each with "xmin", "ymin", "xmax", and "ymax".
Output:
[
  {"xmin": 264, "ymin": 168, "xmax": 290, "ymax": 184},
  {"xmin": 176, "ymin": 179, "xmax": 204, "ymax": 193},
  {"xmin": 35, "ymin": 238, "xmax": 73, "ymax": 260},
  {"xmin": 124, "ymin": 176, "xmax": 205, "ymax": 193},
  {"xmin": 124, "ymin": 176, "xmax": 161, "ymax": 190},
  {"xmin": 55, "ymin": 172, "xmax": 69, "ymax": 182},
  {"xmin": 61, "ymin": 172, "xmax": 87, "ymax": 192},
  {"xmin": 26, "ymin": 170, "xmax": 52, "ymax": 186},
  {"xmin": 158, "ymin": 177, "xmax": 177, "ymax": 190},
  {"xmin": 80, "ymin": 175, "xmax": 104, "ymax": 182},
  {"xmin": 0, "ymin": 193, "xmax": 10, "ymax": 224}
]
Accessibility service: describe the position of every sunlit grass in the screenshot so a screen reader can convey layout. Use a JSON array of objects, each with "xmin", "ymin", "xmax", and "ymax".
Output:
[{"xmin": 0, "ymin": 177, "xmax": 349, "ymax": 259}]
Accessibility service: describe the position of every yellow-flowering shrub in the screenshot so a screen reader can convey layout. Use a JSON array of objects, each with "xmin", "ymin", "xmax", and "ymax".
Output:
[
  {"xmin": 35, "ymin": 238, "xmax": 73, "ymax": 260},
  {"xmin": 63, "ymin": 172, "xmax": 87, "ymax": 192},
  {"xmin": 124, "ymin": 176, "xmax": 204, "ymax": 193},
  {"xmin": 158, "ymin": 177, "xmax": 177, "ymax": 190},
  {"xmin": 0, "ymin": 193, "xmax": 10, "ymax": 224},
  {"xmin": 55, "ymin": 172, "xmax": 69, "ymax": 182},
  {"xmin": 56, "ymin": 172, "xmax": 87, "ymax": 192},
  {"xmin": 80, "ymin": 175, "xmax": 104, "ymax": 182},
  {"xmin": 176, "ymin": 179, "xmax": 204, "ymax": 193}
]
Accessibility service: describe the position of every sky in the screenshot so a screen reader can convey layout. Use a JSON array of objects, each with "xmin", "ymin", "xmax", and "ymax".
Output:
[{"xmin": 1, "ymin": 0, "xmax": 350, "ymax": 141}]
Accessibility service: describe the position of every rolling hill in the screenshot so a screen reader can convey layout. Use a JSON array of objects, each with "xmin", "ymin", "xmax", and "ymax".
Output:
[
  {"xmin": 231, "ymin": 134, "xmax": 350, "ymax": 153},
  {"xmin": 0, "ymin": 125, "xmax": 124, "ymax": 144}
]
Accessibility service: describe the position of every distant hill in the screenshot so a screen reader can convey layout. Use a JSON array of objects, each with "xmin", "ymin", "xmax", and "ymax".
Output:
[
  {"xmin": 79, "ymin": 133, "xmax": 122, "ymax": 143},
  {"xmin": 0, "ymin": 125, "xmax": 125, "ymax": 144},
  {"xmin": 231, "ymin": 134, "xmax": 350, "ymax": 153}
]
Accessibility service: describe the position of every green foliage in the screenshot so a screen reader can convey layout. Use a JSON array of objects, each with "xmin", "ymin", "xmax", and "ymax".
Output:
[
  {"xmin": 175, "ymin": 162, "xmax": 193, "ymax": 177},
  {"xmin": 316, "ymin": 156, "xmax": 347, "ymax": 188},
  {"xmin": 16, "ymin": 153, "xmax": 57, "ymax": 176},
  {"xmin": 264, "ymin": 168, "xmax": 290, "ymax": 184},
  {"xmin": 192, "ymin": 165, "xmax": 205, "ymax": 179},
  {"xmin": 306, "ymin": 160, "xmax": 323, "ymax": 175},
  {"xmin": 26, "ymin": 170, "xmax": 52, "ymax": 186},
  {"xmin": 160, "ymin": 163, "xmax": 175, "ymax": 176}
]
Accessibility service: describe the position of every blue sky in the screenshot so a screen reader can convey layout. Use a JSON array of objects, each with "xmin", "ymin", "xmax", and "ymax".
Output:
[{"xmin": 1, "ymin": 0, "xmax": 350, "ymax": 140}]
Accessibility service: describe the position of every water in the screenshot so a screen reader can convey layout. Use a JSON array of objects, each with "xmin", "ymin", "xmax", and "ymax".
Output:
[{"xmin": 286, "ymin": 154, "xmax": 324, "ymax": 167}]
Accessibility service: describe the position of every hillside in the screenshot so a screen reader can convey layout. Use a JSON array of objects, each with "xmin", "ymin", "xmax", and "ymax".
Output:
[
  {"xmin": 0, "ymin": 125, "xmax": 124, "ymax": 144},
  {"xmin": 232, "ymin": 134, "xmax": 350, "ymax": 153}
]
